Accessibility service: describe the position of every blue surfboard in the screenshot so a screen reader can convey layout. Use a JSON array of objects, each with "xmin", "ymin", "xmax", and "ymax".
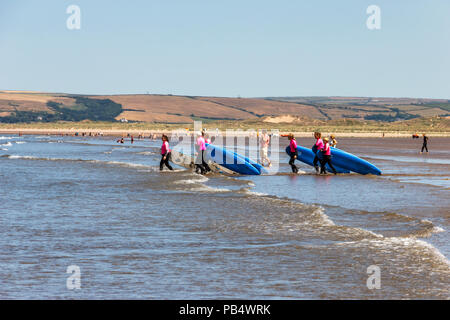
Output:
[
  {"xmin": 206, "ymin": 144, "xmax": 260, "ymax": 175},
  {"xmin": 232, "ymin": 151, "xmax": 268, "ymax": 175},
  {"xmin": 286, "ymin": 146, "xmax": 381, "ymax": 175},
  {"xmin": 326, "ymin": 147, "xmax": 381, "ymax": 175},
  {"xmin": 286, "ymin": 146, "xmax": 350, "ymax": 174}
]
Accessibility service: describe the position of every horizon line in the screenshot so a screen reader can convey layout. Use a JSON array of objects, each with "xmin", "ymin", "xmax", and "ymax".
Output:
[{"xmin": 1, "ymin": 89, "xmax": 449, "ymax": 101}]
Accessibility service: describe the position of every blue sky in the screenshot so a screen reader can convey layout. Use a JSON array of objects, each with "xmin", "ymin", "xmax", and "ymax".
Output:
[{"xmin": 0, "ymin": 0, "xmax": 449, "ymax": 98}]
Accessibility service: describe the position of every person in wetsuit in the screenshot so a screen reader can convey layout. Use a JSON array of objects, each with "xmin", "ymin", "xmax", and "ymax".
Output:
[
  {"xmin": 312, "ymin": 132, "xmax": 324, "ymax": 173},
  {"xmin": 288, "ymin": 134, "xmax": 299, "ymax": 173},
  {"xmin": 420, "ymin": 134, "xmax": 429, "ymax": 153},
  {"xmin": 160, "ymin": 134, "xmax": 174, "ymax": 171},
  {"xmin": 320, "ymin": 138, "xmax": 337, "ymax": 175},
  {"xmin": 195, "ymin": 131, "xmax": 211, "ymax": 174}
]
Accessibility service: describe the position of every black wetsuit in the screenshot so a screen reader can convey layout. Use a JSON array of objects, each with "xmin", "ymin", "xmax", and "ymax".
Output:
[
  {"xmin": 421, "ymin": 136, "xmax": 428, "ymax": 152},
  {"xmin": 312, "ymin": 145, "xmax": 320, "ymax": 171},
  {"xmin": 160, "ymin": 152, "xmax": 173, "ymax": 171},
  {"xmin": 320, "ymin": 155, "xmax": 337, "ymax": 174},
  {"xmin": 289, "ymin": 150, "xmax": 299, "ymax": 173},
  {"xmin": 195, "ymin": 150, "xmax": 211, "ymax": 174}
]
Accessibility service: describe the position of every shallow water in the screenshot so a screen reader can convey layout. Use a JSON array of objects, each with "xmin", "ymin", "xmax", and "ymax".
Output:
[{"xmin": 0, "ymin": 134, "xmax": 448, "ymax": 299}]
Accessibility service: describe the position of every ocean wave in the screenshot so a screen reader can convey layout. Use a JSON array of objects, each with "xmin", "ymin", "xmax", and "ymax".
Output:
[
  {"xmin": 432, "ymin": 226, "xmax": 445, "ymax": 233},
  {"xmin": 0, "ymin": 142, "xmax": 12, "ymax": 147},
  {"xmin": 334, "ymin": 237, "xmax": 450, "ymax": 270},
  {"xmin": 186, "ymin": 185, "xmax": 231, "ymax": 193},
  {"xmin": 171, "ymin": 173, "xmax": 231, "ymax": 193},
  {"xmin": 2, "ymin": 154, "xmax": 159, "ymax": 170},
  {"xmin": 136, "ymin": 151, "xmax": 153, "ymax": 155},
  {"xmin": 96, "ymin": 160, "xmax": 153, "ymax": 169},
  {"xmin": 4, "ymin": 155, "xmax": 47, "ymax": 160},
  {"xmin": 173, "ymin": 176, "xmax": 209, "ymax": 185},
  {"xmin": 239, "ymin": 188, "xmax": 268, "ymax": 197}
]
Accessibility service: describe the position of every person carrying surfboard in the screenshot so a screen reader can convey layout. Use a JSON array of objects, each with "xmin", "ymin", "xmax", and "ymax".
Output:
[
  {"xmin": 320, "ymin": 138, "xmax": 337, "ymax": 175},
  {"xmin": 160, "ymin": 134, "xmax": 174, "ymax": 171},
  {"xmin": 312, "ymin": 132, "xmax": 324, "ymax": 173},
  {"xmin": 288, "ymin": 134, "xmax": 299, "ymax": 173},
  {"xmin": 195, "ymin": 131, "xmax": 211, "ymax": 174}
]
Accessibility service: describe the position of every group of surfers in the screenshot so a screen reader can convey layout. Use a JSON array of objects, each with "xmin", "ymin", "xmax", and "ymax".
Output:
[
  {"xmin": 160, "ymin": 131, "xmax": 211, "ymax": 173},
  {"xmin": 158, "ymin": 130, "xmax": 340, "ymax": 175},
  {"xmin": 286, "ymin": 132, "xmax": 338, "ymax": 175}
]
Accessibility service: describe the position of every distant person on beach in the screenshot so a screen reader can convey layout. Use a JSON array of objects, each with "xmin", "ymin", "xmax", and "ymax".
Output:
[
  {"xmin": 131, "ymin": 135, "xmax": 134, "ymax": 144},
  {"xmin": 320, "ymin": 138, "xmax": 337, "ymax": 175},
  {"xmin": 116, "ymin": 137, "xmax": 124, "ymax": 144},
  {"xmin": 288, "ymin": 134, "xmax": 299, "ymax": 174},
  {"xmin": 160, "ymin": 134, "xmax": 174, "ymax": 171},
  {"xmin": 260, "ymin": 130, "xmax": 272, "ymax": 167},
  {"xmin": 329, "ymin": 134, "xmax": 338, "ymax": 148},
  {"xmin": 195, "ymin": 131, "xmax": 211, "ymax": 174},
  {"xmin": 420, "ymin": 134, "xmax": 429, "ymax": 153},
  {"xmin": 312, "ymin": 132, "xmax": 324, "ymax": 173}
]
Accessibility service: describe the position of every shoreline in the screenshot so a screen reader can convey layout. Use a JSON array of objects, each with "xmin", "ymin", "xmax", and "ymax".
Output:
[{"xmin": 1, "ymin": 128, "xmax": 449, "ymax": 138}]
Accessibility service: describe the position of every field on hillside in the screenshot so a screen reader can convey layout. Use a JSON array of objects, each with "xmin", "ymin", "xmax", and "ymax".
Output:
[{"xmin": 1, "ymin": 91, "xmax": 449, "ymax": 124}]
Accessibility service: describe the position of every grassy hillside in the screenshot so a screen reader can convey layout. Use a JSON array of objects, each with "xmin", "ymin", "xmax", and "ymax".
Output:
[
  {"xmin": 0, "ymin": 94, "xmax": 123, "ymax": 123},
  {"xmin": 0, "ymin": 91, "xmax": 449, "ymax": 125}
]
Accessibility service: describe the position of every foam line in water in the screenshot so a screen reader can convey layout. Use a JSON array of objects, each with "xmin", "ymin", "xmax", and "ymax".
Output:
[{"xmin": 334, "ymin": 237, "xmax": 450, "ymax": 268}]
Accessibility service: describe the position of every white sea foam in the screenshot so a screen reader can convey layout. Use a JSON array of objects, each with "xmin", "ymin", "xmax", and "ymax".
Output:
[
  {"xmin": 7, "ymin": 155, "xmax": 38, "ymax": 160},
  {"xmin": 241, "ymin": 189, "xmax": 268, "ymax": 197},
  {"xmin": 6, "ymin": 155, "xmax": 70, "ymax": 162},
  {"xmin": 4, "ymin": 155, "xmax": 173, "ymax": 173},
  {"xmin": 97, "ymin": 160, "xmax": 155, "ymax": 170},
  {"xmin": 188, "ymin": 185, "xmax": 231, "ymax": 193},
  {"xmin": 432, "ymin": 226, "xmax": 445, "ymax": 233},
  {"xmin": 313, "ymin": 207, "xmax": 336, "ymax": 227},
  {"xmin": 5, "ymin": 155, "xmax": 154, "ymax": 170},
  {"xmin": 174, "ymin": 177, "xmax": 209, "ymax": 185},
  {"xmin": 335, "ymin": 237, "xmax": 450, "ymax": 268},
  {"xmin": 1, "ymin": 142, "xmax": 13, "ymax": 147},
  {"xmin": 15, "ymin": 141, "xmax": 26, "ymax": 144}
]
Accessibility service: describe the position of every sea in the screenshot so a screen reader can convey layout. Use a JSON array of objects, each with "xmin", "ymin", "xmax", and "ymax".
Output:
[{"xmin": 0, "ymin": 134, "xmax": 448, "ymax": 299}]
